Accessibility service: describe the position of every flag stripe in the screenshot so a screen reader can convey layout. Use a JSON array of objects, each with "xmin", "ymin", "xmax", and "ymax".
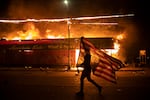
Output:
[
  {"xmin": 97, "ymin": 63, "xmax": 113, "ymax": 72},
  {"xmin": 95, "ymin": 69, "xmax": 115, "ymax": 80},
  {"xmin": 94, "ymin": 65, "xmax": 116, "ymax": 84},
  {"xmin": 99, "ymin": 59, "xmax": 112, "ymax": 67},
  {"xmin": 95, "ymin": 65, "xmax": 116, "ymax": 80},
  {"xmin": 94, "ymin": 71, "xmax": 116, "ymax": 83},
  {"xmin": 94, "ymin": 72, "xmax": 116, "ymax": 84}
]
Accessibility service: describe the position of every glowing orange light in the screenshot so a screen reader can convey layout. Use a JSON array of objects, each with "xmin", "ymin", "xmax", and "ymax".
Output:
[
  {"xmin": 104, "ymin": 39, "xmax": 120, "ymax": 58},
  {"xmin": 75, "ymin": 49, "xmax": 80, "ymax": 64},
  {"xmin": 117, "ymin": 34, "xmax": 125, "ymax": 40},
  {"xmin": 46, "ymin": 34, "xmax": 65, "ymax": 39},
  {"xmin": 11, "ymin": 37, "xmax": 20, "ymax": 40}
]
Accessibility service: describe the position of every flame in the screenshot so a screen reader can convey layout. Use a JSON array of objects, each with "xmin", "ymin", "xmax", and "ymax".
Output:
[
  {"xmin": 112, "ymin": 41, "xmax": 120, "ymax": 55},
  {"xmin": 116, "ymin": 34, "xmax": 125, "ymax": 40},
  {"xmin": 104, "ymin": 34, "xmax": 125, "ymax": 58},
  {"xmin": 104, "ymin": 41, "xmax": 120, "ymax": 58},
  {"xmin": 6, "ymin": 22, "xmax": 65, "ymax": 40},
  {"xmin": 46, "ymin": 29, "xmax": 65, "ymax": 39},
  {"xmin": 6, "ymin": 23, "xmax": 40, "ymax": 40},
  {"xmin": 75, "ymin": 49, "xmax": 80, "ymax": 64},
  {"xmin": 46, "ymin": 34, "xmax": 65, "ymax": 39}
]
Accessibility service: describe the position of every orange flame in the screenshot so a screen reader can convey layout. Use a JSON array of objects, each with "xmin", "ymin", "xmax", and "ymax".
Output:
[
  {"xmin": 6, "ymin": 23, "xmax": 40, "ymax": 40},
  {"xmin": 104, "ymin": 34, "xmax": 125, "ymax": 58},
  {"xmin": 6, "ymin": 22, "xmax": 65, "ymax": 40},
  {"xmin": 46, "ymin": 29, "xmax": 65, "ymax": 39},
  {"xmin": 116, "ymin": 33, "xmax": 125, "ymax": 40}
]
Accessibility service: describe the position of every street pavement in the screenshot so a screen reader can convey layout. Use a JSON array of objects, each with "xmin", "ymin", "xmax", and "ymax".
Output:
[{"xmin": 0, "ymin": 66, "xmax": 150, "ymax": 100}]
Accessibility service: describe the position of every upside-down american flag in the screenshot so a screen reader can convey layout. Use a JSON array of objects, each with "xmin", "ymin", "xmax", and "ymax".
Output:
[{"xmin": 77, "ymin": 37, "xmax": 125, "ymax": 84}]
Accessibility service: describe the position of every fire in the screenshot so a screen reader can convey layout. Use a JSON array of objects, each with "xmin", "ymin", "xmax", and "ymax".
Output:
[
  {"xmin": 104, "ymin": 34, "xmax": 125, "ymax": 58},
  {"xmin": 111, "ymin": 41, "xmax": 120, "ymax": 56},
  {"xmin": 104, "ymin": 42, "xmax": 120, "ymax": 58},
  {"xmin": 6, "ymin": 23, "xmax": 40, "ymax": 40},
  {"xmin": 46, "ymin": 34, "xmax": 65, "ymax": 39},
  {"xmin": 71, "ymin": 49, "xmax": 83, "ymax": 71},
  {"xmin": 2, "ymin": 21, "xmax": 125, "ymax": 61},
  {"xmin": 75, "ymin": 49, "xmax": 80, "ymax": 64},
  {"xmin": 116, "ymin": 34, "xmax": 125, "ymax": 40},
  {"xmin": 6, "ymin": 22, "xmax": 65, "ymax": 40},
  {"xmin": 46, "ymin": 29, "xmax": 65, "ymax": 39}
]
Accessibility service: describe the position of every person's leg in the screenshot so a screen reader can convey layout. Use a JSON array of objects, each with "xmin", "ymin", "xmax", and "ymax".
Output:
[
  {"xmin": 80, "ymin": 72, "xmax": 86, "ymax": 93},
  {"xmin": 76, "ymin": 71, "xmax": 86, "ymax": 96},
  {"xmin": 87, "ymin": 73, "xmax": 102, "ymax": 93}
]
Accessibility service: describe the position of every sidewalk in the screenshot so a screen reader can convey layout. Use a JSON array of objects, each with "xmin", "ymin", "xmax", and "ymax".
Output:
[
  {"xmin": 119, "ymin": 64, "xmax": 150, "ymax": 71},
  {"xmin": 119, "ymin": 67, "xmax": 145, "ymax": 71}
]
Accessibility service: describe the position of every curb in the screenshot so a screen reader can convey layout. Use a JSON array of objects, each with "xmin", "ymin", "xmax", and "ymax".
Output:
[
  {"xmin": 0, "ymin": 67, "xmax": 148, "ymax": 72},
  {"xmin": 119, "ymin": 67, "xmax": 145, "ymax": 71}
]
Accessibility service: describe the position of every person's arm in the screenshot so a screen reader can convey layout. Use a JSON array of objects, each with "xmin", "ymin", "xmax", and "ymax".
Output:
[{"xmin": 80, "ymin": 62, "xmax": 84, "ymax": 66}]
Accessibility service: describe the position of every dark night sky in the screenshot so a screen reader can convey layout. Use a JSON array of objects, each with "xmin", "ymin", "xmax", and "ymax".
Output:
[
  {"xmin": 0, "ymin": 0, "xmax": 149, "ymax": 49},
  {"xmin": 0, "ymin": 0, "xmax": 146, "ymax": 18}
]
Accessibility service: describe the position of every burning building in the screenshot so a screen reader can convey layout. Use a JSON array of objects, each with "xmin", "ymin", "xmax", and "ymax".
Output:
[
  {"xmin": 0, "ymin": 14, "xmax": 135, "ymax": 68},
  {"xmin": 0, "ymin": 37, "xmax": 114, "ymax": 68}
]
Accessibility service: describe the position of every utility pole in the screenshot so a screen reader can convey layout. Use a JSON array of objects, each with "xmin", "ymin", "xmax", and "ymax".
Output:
[
  {"xmin": 67, "ymin": 20, "xmax": 71, "ymax": 71},
  {"xmin": 64, "ymin": 0, "xmax": 71, "ymax": 71}
]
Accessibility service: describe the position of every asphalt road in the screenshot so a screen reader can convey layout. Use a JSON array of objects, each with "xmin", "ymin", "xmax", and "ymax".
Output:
[{"xmin": 0, "ymin": 69, "xmax": 150, "ymax": 100}]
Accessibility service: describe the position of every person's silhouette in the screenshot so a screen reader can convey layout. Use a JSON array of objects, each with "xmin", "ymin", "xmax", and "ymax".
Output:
[{"xmin": 76, "ymin": 37, "xmax": 102, "ymax": 96}]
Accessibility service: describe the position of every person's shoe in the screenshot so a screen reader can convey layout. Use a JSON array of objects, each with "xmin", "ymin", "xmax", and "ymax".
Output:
[
  {"xmin": 98, "ymin": 86, "xmax": 102, "ymax": 93},
  {"xmin": 76, "ymin": 91, "xmax": 84, "ymax": 96}
]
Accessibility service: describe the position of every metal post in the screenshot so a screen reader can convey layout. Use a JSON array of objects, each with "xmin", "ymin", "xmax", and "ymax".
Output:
[
  {"xmin": 64, "ymin": 0, "xmax": 71, "ymax": 71},
  {"xmin": 67, "ymin": 20, "xmax": 71, "ymax": 71}
]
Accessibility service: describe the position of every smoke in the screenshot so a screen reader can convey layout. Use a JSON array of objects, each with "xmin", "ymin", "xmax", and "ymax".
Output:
[
  {"xmin": 8, "ymin": 0, "xmax": 46, "ymax": 18},
  {"xmin": 7, "ymin": 0, "xmax": 67, "ymax": 19},
  {"xmin": 71, "ymin": 24, "xmax": 120, "ymax": 37},
  {"xmin": 116, "ymin": 19, "xmax": 139, "ymax": 62}
]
